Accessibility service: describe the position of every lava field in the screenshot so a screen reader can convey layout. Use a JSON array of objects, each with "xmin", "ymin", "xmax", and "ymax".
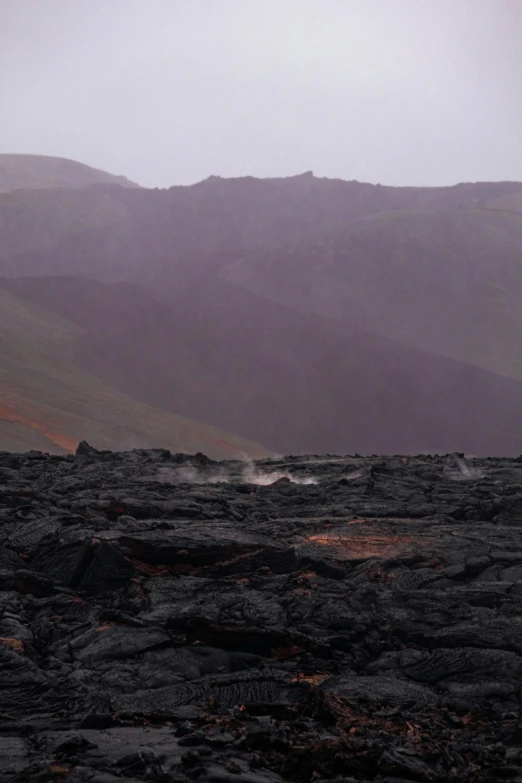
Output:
[{"xmin": 3, "ymin": 444, "xmax": 522, "ymax": 782}]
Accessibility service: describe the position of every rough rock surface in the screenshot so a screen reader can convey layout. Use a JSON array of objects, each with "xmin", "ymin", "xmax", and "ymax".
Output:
[{"xmin": 3, "ymin": 445, "xmax": 522, "ymax": 781}]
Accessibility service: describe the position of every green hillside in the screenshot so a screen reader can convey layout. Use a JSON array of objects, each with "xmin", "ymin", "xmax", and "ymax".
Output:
[{"xmin": 0, "ymin": 288, "xmax": 272, "ymax": 459}]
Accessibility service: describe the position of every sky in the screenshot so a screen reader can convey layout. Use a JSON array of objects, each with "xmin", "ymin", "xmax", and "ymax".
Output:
[{"xmin": 1, "ymin": 0, "xmax": 521, "ymax": 188}]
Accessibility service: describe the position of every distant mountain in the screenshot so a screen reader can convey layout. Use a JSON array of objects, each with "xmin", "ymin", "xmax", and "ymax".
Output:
[
  {"xmin": 0, "ymin": 154, "xmax": 139, "ymax": 193},
  {"xmin": 0, "ymin": 285, "xmax": 271, "ymax": 459},
  {"xmin": 2, "ymin": 166, "xmax": 522, "ymax": 455},
  {"xmin": 2, "ymin": 172, "xmax": 522, "ymax": 283},
  {"xmin": 487, "ymin": 192, "xmax": 522, "ymax": 212},
  {"xmin": 222, "ymin": 207, "xmax": 522, "ymax": 381},
  {"xmin": 0, "ymin": 185, "xmax": 138, "ymax": 258},
  {"xmin": 4, "ymin": 274, "xmax": 522, "ymax": 457}
]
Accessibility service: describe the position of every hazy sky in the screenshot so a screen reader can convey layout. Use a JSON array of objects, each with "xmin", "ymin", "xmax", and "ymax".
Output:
[{"xmin": 1, "ymin": 0, "xmax": 521, "ymax": 188}]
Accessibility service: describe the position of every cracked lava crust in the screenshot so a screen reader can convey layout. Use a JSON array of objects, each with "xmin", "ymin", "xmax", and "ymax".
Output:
[{"xmin": 2, "ymin": 445, "xmax": 522, "ymax": 781}]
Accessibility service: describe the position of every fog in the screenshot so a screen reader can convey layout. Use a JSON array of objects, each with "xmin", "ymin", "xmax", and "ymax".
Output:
[{"xmin": 1, "ymin": 0, "xmax": 521, "ymax": 188}]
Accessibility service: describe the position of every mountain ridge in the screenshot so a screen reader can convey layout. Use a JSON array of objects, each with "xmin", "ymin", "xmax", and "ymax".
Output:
[
  {"xmin": 2, "ymin": 158, "xmax": 522, "ymax": 456},
  {"xmin": 0, "ymin": 153, "xmax": 140, "ymax": 193}
]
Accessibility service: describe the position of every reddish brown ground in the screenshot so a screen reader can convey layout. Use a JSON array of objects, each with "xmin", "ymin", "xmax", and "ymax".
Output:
[
  {"xmin": 0, "ymin": 392, "xmax": 77, "ymax": 452},
  {"xmin": 306, "ymin": 531, "xmax": 423, "ymax": 559}
]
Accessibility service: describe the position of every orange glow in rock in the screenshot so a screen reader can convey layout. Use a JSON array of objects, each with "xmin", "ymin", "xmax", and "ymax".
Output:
[{"xmin": 305, "ymin": 532, "xmax": 421, "ymax": 559}]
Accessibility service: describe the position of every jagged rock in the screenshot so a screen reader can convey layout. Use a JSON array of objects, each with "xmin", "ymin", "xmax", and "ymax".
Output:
[
  {"xmin": 1, "ymin": 450, "xmax": 522, "ymax": 781},
  {"xmin": 76, "ymin": 440, "xmax": 99, "ymax": 456}
]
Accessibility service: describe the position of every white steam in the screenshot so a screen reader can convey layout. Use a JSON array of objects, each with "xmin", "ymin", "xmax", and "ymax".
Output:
[
  {"xmin": 242, "ymin": 465, "xmax": 317, "ymax": 485},
  {"xmin": 443, "ymin": 457, "xmax": 484, "ymax": 481},
  {"xmin": 148, "ymin": 461, "xmax": 317, "ymax": 485}
]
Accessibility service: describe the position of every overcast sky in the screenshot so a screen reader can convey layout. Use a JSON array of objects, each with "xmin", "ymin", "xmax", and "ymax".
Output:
[{"xmin": 1, "ymin": 0, "xmax": 521, "ymax": 188}]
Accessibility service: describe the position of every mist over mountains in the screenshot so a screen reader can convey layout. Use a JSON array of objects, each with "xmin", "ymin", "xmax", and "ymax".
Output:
[{"xmin": 1, "ymin": 154, "xmax": 522, "ymax": 456}]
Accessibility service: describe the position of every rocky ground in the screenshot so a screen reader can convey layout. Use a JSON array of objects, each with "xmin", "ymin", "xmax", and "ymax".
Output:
[{"xmin": 2, "ymin": 445, "xmax": 522, "ymax": 782}]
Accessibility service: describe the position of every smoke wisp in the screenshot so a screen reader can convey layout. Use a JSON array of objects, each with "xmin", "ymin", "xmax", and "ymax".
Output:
[
  {"xmin": 443, "ymin": 457, "xmax": 485, "ymax": 481},
  {"xmin": 148, "ymin": 461, "xmax": 318, "ymax": 486}
]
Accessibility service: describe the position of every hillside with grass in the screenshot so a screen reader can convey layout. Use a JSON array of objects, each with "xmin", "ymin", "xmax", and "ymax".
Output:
[
  {"xmin": 0, "ymin": 154, "xmax": 139, "ymax": 193},
  {"xmin": 0, "ymin": 287, "xmax": 271, "ymax": 459}
]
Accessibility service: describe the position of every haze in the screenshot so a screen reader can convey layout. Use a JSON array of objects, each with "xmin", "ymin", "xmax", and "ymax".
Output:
[{"xmin": 1, "ymin": 0, "xmax": 522, "ymax": 188}]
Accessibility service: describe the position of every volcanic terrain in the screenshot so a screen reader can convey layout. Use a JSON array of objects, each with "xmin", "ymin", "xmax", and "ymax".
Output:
[
  {"xmin": 2, "ymin": 445, "xmax": 522, "ymax": 781},
  {"xmin": 2, "ymin": 165, "xmax": 522, "ymax": 456}
]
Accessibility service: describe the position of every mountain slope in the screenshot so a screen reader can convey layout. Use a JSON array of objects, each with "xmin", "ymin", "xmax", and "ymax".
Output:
[
  {"xmin": 2, "ymin": 173, "xmax": 522, "ymax": 285},
  {"xmin": 2, "ymin": 173, "xmax": 522, "ymax": 385},
  {"xmin": 0, "ymin": 287, "xmax": 271, "ymax": 459},
  {"xmin": 0, "ymin": 154, "xmax": 139, "ymax": 193},
  {"xmin": 2, "ymin": 168, "xmax": 522, "ymax": 452},
  {"xmin": 4, "ymin": 274, "xmax": 522, "ymax": 457},
  {"xmin": 487, "ymin": 192, "xmax": 522, "ymax": 212},
  {"xmin": 222, "ymin": 207, "xmax": 522, "ymax": 381},
  {"xmin": 0, "ymin": 186, "xmax": 138, "ymax": 258}
]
